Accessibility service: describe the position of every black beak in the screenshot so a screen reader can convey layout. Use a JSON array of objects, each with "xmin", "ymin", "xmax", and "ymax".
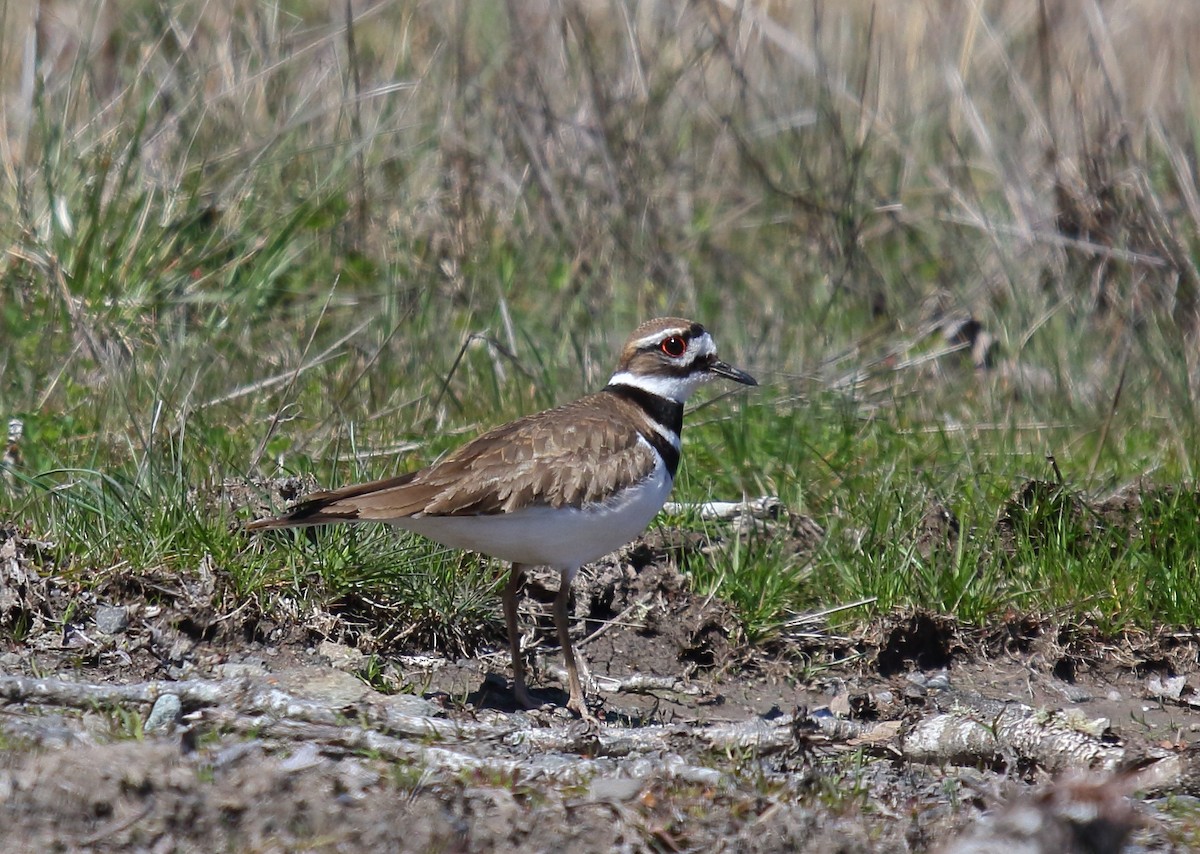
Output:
[{"xmin": 709, "ymin": 359, "xmax": 758, "ymax": 386}]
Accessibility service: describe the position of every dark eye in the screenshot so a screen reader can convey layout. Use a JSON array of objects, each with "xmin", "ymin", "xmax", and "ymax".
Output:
[{"xmin": 660, "ymin": 336, "xmax": 687, "ymax": 357}]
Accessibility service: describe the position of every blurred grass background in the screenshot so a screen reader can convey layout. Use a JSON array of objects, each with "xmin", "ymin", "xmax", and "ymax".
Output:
[{"xmin": 2, "ymin": 0, "xmax": 1200, "ymax": 643}]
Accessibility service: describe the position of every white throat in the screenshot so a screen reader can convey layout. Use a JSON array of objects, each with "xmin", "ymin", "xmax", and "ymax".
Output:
[{"xmin": 606, "ymin": 369, "xmax": 711, "ymax": 403}]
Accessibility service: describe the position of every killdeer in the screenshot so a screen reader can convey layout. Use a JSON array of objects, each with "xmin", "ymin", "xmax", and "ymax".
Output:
[{"xmin": 247, "ymin": 317, "xmax": 757, "ymax": 716}]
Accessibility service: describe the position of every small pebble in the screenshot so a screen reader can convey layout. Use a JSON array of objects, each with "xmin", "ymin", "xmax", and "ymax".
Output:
[
  {"xmin": 145, "ymin": 693, "xmax": 182, "ymax": 732},
  {"xmin": 94, "ymin": 605, "xmax": 129, "ymax": 635},
  {"xmin": 213, "ymin": 661, "xmax": 270, "ymax": 680},
  {"xmin": 379, "ymin": 693, "xmax": 442, "ymax": 718},
  {"xmin": 317, "ymin": 640, "xmax": 365, "ymax": 670},
  {"xmin": 587, "ymin": 776, "xmax": 645, "ymax": 802},
  {"xmin": 925, "ymin": 671, "xmax": 951, "ymax": 690}
]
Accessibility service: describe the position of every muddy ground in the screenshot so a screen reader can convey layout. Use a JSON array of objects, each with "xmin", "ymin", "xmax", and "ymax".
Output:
[{"xmin": 2, "ymin": 488, "xmax": 1200, "ymax": 852}]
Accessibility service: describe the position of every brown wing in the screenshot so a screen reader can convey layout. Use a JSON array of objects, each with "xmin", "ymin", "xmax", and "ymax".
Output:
[
  {"xmin": 353, "ymin": 392, "xmax": 658, "ymax": 516},
  {"xmin": 246, "ymin": 392, "xmax": 659, "ymax": 528}
]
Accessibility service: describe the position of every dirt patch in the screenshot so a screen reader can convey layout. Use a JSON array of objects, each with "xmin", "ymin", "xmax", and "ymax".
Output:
[{"xmin": 2, "ymin": 514, "xmax": 1200, "ymax": 851}]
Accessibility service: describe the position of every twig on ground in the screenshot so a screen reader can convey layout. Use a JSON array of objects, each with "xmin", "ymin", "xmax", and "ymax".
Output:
[
  {"xmin": 576, "ymin": 593, "xmax": 653, "ymax": 649},
  {"xmin": 5, "ymin": 673, "xmax": 1199, "ymax": 795},
  {"xmin": 662, "ymin": 496, "xmax": 782, "ymax": 521}
]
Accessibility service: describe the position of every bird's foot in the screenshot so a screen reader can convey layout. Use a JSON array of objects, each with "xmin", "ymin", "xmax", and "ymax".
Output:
[
  {"xmin": 511, "ymin": 681, "xmax": 543, "ymax": 711},
  {"xmin": 567, "ymin": 692, "xmax": 600, "ymax": 726}
]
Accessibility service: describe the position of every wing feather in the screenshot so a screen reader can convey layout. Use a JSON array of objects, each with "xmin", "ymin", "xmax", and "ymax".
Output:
[{"xmin": 253, "ymin": 391, "xmax": 663, "ymax": 528}]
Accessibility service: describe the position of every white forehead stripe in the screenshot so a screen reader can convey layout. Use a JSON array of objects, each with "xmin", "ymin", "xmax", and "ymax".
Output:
[
  {"xmin": 631, "ymin": 327, "xmax": 715, "ymax": 353},
  {"xmin": 691, "ymin": 332, "xmax": 715, "ymax": 358},
  {"xmin": 631, "ymin": 327, "xmax": 692, "ymax": 349}
]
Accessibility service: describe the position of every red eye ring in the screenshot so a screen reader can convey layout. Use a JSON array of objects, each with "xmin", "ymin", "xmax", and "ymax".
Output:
[{"xmin": 660, "ymin": 336, "xmax": 687, "ymax": 358}]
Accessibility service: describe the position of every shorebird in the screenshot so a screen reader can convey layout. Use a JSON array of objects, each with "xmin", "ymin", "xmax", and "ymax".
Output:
[{"xmin": 247, "ymin": 317, "xmax": 757, "ymax": 716}]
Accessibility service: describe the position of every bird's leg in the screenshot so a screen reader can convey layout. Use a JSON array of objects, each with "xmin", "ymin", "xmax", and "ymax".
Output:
[
  {"xmin": 502, "ymin": 563, "xmax": 535, "ymax": 709},
  {"xmin": 554, "ymin": 568, "xmax": 594, "ymax": 720}
]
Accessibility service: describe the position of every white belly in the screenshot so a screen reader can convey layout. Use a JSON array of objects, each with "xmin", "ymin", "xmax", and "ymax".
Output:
[{"xmin": 394, "ymin": 462, "xmax": 673, "ymax": 577}]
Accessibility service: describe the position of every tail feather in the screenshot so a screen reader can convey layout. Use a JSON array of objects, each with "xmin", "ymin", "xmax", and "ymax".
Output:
[
  {"xmin": 244, "ymin": 503, "xmax": 360, "ymax": 531},
  {"xmin": 244, "ymin": 470, "xmax": 421, "ymax": 531}
]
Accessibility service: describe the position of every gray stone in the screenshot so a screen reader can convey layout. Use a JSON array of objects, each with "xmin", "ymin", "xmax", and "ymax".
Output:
[
  {"xmin": 144, "ymin": 693, "xmax": 181, "ymax": 732},
  {"xmin": 274, "ymin": 666, "xmax": 370, "ymax": 706},
  {"xmin": 379, "ymin": 692, "xmax": 441, "ymax": 718},
  {"xmin": 213, "ymin": 661, "xmax": 270, "ymax": 680},
  {"xmin": 94, "ymin": 605, "xmax": 130, "ymax": 635},
  {"xmin": 316, "ymin": 640, "xmax": 365, "ymax": 670},
  {"xmin": 925, "ymin": 671, "xmax": 951, "ymax": 690},
  {"xmin": 586, "ymin": 776, "xmax": 645, "ymax": 802}
]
